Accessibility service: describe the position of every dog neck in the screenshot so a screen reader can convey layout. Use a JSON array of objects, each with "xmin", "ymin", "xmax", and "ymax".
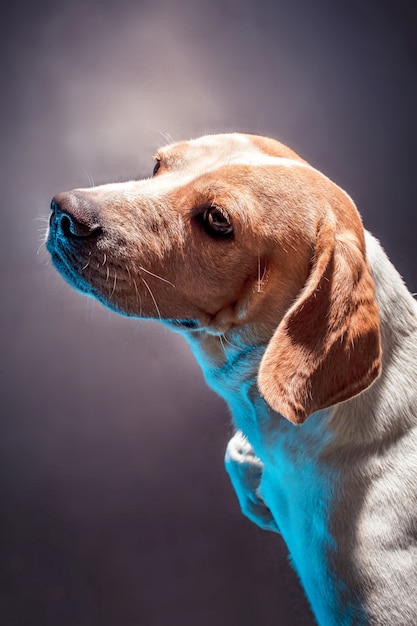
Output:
[
  {"xmin": 184, "ymin": 232, "xmax": 417, "ymax": 458},
  {"xmin": 184, "ymin": 325, "xmax": 270, "ymax": 443}
]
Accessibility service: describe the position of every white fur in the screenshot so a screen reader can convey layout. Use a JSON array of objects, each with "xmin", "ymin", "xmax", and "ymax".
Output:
[{"xmin": 224, "ymin": 232, "xmax": 417, "ymax": 625}]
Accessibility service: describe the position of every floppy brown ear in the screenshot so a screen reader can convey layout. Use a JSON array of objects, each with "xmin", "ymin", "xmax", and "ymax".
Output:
[{"xmin": 257, "ymin": 213, "xmax": 382, "ymax": 424}]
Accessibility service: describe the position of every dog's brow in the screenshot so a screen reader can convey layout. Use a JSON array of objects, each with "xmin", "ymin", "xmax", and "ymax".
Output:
[{"xmin": 151, "ymin": 145, "xmax": 358, "ymax": 209}]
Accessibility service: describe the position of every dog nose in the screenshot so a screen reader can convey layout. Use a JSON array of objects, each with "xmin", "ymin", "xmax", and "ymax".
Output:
[{"xmin": 50, "ymin": 191, "xmax": 102, "ymax": 238}]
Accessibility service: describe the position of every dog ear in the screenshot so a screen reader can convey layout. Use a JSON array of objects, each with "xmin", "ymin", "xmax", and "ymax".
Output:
[{"xmin": 257, "ymin": 213, "xmax": 382, "ymax": 424}]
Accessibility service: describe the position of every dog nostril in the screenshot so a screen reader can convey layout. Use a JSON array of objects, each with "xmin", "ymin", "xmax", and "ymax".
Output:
[
  {"xmin": 58, "ymin": 212, "xmax": 101, "ymax": 238},
  {"xmin": 60, "ymin": 214, "xmax": 73, "ymax": 238},
  {"xmin": 50, "ymin": 193, "xmax": 102, "ymax": 238}
]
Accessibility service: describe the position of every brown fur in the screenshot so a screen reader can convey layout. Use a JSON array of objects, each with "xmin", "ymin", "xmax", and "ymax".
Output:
[{"xmin": 48, "ymin": 133, "xmax": 382, "ymax": 423}]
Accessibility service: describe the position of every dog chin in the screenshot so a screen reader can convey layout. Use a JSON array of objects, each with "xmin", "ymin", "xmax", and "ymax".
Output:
[
  {"xmin": 48, "ymin": 249, "xmax": 93, "ymax": 295},
  {"xmin": 163, "ymin": 317, "xmax": 228, "ymax": 335},
  {"xmin": 48, "ymin": 247, "xmax": 124, "ymax": 315},
  {"xmin": 164, "ymin": 319, "xmax": 201, "ymax": 330},
  {"xmin": 204, "ymin": 321, "xmax": 234, "ymax": 336}
]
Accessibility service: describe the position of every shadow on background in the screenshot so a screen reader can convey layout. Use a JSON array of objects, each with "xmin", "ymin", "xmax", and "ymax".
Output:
[{"xmin": 1, "ymin": 0, "xmax": 416, "ymax": 624}]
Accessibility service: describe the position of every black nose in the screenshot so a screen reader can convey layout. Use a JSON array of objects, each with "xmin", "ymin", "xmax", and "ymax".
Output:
[{"xmin": 50, "ymin": 191, "xmax": 102, "ymax": 238}]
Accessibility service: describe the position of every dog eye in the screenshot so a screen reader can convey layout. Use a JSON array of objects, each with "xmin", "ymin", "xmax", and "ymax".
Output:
[
  {"xmin": 203, "ymin": 207, "xmax": 234, "ymax": 238},
  {"xmin": 152, "ymin": 158, "xmax": 161, "ymax": 176}
]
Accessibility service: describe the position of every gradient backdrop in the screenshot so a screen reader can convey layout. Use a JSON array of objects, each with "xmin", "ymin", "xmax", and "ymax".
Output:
[{"xmin": 1, "ymin": 0, "xmax": 416, "ymax": 624}]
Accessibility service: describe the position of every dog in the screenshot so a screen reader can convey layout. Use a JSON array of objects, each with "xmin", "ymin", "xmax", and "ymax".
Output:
[{"xmin": 47, "ymin": 133, "xmax": 417, "ymax": 625}]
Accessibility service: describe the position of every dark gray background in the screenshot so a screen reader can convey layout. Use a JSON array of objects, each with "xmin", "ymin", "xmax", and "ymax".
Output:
[{"xmin": 1, "ymin": 0, "xmax": 416, "ymax": 624}]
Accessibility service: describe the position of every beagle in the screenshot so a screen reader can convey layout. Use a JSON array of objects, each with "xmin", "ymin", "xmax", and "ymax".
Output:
[{"xmin": 47, "ymin": 133, "xmax": 417, "ymax": 625}]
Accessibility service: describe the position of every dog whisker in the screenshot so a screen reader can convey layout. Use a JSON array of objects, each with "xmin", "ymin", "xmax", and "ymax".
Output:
[
  {"xmin": 256, "ymin": 255, "xmax": 268, "ymax": 293},
  {"xmin": 132, "ymin": 277, "xmax": 142, "ymax": 316},
  {"xmin": 110, "ymin": 271, "xmax": 118, "ymax": 298},
  {"xmin": 221, "ymin": 333, "xmax": 239, "ymax": 350},
  {"xmin": 261, "ymin": 259, "xmax": 267, "ymax": 282},
  {"xmin": 138, "ymin": 266, "xmax": 175, "ymax": 288},
  {"xmin": 257, "ymin": 253, "xmax": 266, "ymax": 292},
  {"xmin": 156, "ymin": 130, "xmax": 175, "ymax": 146},
  {"xmin": 36, "ymin": 241, "xmax": 46, "ymax": 256},
  {"xmin": 140, "ymin": 275, "xmax": 161, "ymax": 320},
  {"xmin": 125, "ymin": 264, "xmax": 132, "ymax": 285},
  {"xmin": 81, "ymin": 167, "xmax": 95, "ymax": 188},
  {"xmin": 35, "ymin": 217, "xmax": 50, "ymax": 250},
  {"xmin": 81, "ymin": 260, "xmax": 90, "ymax": 271}
]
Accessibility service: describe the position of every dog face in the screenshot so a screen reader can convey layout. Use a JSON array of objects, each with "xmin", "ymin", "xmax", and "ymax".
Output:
[
  {"xmin": 47, "ymin": 134, "xmax": 311, "ymax": 332},
  {"xmin": 47, "ymin": 133, "xmax": 382, "ymax": 423}
]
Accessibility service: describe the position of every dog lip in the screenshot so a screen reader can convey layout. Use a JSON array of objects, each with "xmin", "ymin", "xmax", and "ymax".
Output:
[
  {"xmin": 46, "ymin": 236, "xmax": 95, "ymax": 294},
  {"xmin": 169, "ymin": 319, "xmax": 200, "ymax": 329},
  {"xmin": 49, "ymin": 249, "xmax": 87, "ymax": 288}
]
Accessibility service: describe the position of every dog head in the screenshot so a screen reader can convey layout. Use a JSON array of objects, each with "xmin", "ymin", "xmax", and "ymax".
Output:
[{"xmin": 47, "ymin": 133, "xmax": 381, "ymax": 423}]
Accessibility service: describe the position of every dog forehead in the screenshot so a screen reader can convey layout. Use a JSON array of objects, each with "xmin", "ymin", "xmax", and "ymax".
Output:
[
  {"xmin": 163, "ymin": 133, "xmax": 293, "ymax": 170},
  {"xmin": 82, "ymin": 134, "xmax": 349, "ymax": 219},
  {"xmin": 125, "ymin": 133, "xmax": 339, "ymax": 220},
  {"xmin": 164, "ymin": 134, "xmax": 358, "ymax": 217},
  {"xmin": 182, "ymin": 133, "xmax": 259, "ymax": 159}
]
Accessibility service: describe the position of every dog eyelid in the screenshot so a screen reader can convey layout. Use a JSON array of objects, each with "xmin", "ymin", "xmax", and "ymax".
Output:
[
  {"xmin": 202, "ymin": 206, "xmax": 234, "ymax": 238},
  {"xmin": 152, "ymin": 155, "xmax": 162, "ymax": 176}
]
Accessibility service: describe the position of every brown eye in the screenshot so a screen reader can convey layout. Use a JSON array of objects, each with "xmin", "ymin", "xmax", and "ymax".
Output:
[
  {"xmin": 152, "ymin": 158, "xmax": 161, "ymax": 176},
  {"xmin": 203, "ymin": 207, "xmax": 234, "ymax": 238}
]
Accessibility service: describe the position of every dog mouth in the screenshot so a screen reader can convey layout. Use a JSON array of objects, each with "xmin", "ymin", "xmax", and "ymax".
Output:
[
  {"xmin": 47, "ymin": 234, "xmax": 256, "ymax": 335},
  {"xmin": 47, "ymin": 243, "xmax": 96, "ymax": 297},
  {"xmin": 167, "ymin": 319, "xmax": 201, "ymax": 330},
  {"xmin": 46, "ymin": 223, "xmax": 127, "ymax": 314},
  {"xmin": 46, "ymin": 230, "xmax": 207, "ymax": 325}
]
